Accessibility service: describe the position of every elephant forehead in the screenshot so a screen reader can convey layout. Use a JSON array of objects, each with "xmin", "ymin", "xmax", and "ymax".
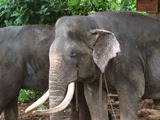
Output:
[
  {"xmin": 55, "ymin": 16, "xmax": 93, "ymax": 38},
  {"xmin": 56, "ymin": 24, "xmax": 86, "ymax": 39},
  {"xmin": 56, "ymin": 16, "xmax": 84, "ymax": 29}
]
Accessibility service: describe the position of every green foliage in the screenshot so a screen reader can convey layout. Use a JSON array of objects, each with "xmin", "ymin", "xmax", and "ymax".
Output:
[
  {"xmin": 0, "ymin": 0, "xmax": 136, "ymax": 27},
  {"xmin": 18, "ymin": 89, "xmax": 43, "ymax": 103},
  {"xmin": 0, "ymin": 0, "xmax": 59, "ymax": 26},
  {"xmin": 107, "ymin": 0, "xmax": 136, "ymax": 11},
  {"xmin": 37, "ymin": 105, "xmax": 47, "ymax": 110}
]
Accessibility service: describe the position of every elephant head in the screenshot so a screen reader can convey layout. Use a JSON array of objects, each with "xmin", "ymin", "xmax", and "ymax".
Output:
[{"xmin": 26, "ymin": 16, "xmax": 120, "ymax": 120}]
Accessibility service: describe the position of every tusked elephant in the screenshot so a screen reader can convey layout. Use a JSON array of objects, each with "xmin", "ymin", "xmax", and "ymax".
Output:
[
  {"xmin": 26, "ymin": 11, "xmax": 160, "ymax": 120},
  {"xmin": 0, "ymin": 25, "xmax": 91, "ymax": 120}
]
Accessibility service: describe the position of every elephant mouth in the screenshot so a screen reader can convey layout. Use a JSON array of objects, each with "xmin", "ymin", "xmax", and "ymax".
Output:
[{"xmin": 25, "ymin": 82, "xmax": 75, "ymax": 115}]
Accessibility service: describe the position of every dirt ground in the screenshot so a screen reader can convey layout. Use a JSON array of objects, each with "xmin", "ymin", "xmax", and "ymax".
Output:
[
  {"xmin": 0, "ymin": 99, "xmax": 160, "ymax": 120},
  {"xmin": 0, "ymin": 102, "xmax": 49, "ymax": 120},
  {"xmin": 109, "ymin": 106, "xmax": 148, "ymax": 120}
]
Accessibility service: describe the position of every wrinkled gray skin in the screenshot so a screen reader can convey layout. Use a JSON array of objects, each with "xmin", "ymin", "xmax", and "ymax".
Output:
[
  {"xmin": 0, "ymin": 25, "xmax": 90, "ymax": 120},
  {"xmin": 49, "ymin": 12, "xmax": 160, "ymax": 120},
  {"xmin": 0, "ymin": 25, "xmax": 54, "ymax": 120}
]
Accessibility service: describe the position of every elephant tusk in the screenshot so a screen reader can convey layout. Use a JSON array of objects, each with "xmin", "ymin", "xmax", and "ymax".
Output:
[
  {"xmin": 25, "ymin": 90, "xmax": 49, "ymax": 113},
  {"xmin": 32, "ymin": 82, "xmax": 75, "ymax": 115}
]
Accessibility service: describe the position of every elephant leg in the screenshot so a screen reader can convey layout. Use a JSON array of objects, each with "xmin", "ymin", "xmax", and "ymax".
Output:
[
  {"xmin": 4, "ymin": 97, "xmax": 18, "ymax": 120},
  {"xmin": 0, "ymin": 89, "xmax": 5, "ymax": 115},
  {"xmin": 117, "ymin": 67, "xmax": 145, "ymax": 120},
  {"xmin": 68, "ymin": 83, "xmax": 91, "ymax": 120},
  {"xmin": 0, "ymin": 107, "xmax": 3, "ymax": 117},
  {"xmin": 117, "ymin": 84, "xmax": 144, "ymax": 120},
  {"xmin": 118, "ymin": 90, "xmax": 140, "ymax": 120},
  {"xmin": 84, "ymin": 83, "xmax": 108, "ymax": 120},
  {"xmin": 77, "ymin": 83, "xmax": 91, "ymax": 120}
]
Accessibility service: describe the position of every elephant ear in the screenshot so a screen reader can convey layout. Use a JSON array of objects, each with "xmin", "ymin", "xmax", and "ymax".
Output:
[{"xmin": 89, "ymin": 29, "xmax": 121, "ymax": 73}]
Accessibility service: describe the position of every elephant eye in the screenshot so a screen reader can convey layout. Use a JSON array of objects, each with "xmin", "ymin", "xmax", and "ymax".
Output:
[{"xmin": 70, "ymin": 51, "xmax": 76, "ymax": 57}]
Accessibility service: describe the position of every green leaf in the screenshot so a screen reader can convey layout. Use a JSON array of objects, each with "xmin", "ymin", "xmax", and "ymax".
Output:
[{"xmin": 37, "ymin": 105, "xmax": 47, "ymax": 110}]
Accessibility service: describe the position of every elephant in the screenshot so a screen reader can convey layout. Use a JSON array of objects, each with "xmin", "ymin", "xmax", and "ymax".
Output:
[
  {"xmin": 0, "ymin": 25, "xmax": 92, "ymax": 120},
  {"xmin": 0, "ymin": 25, "xmax": 54, "ymax": 120},
  {"xmin": 26, "ymin": 11, "xmax": 160, "ymax": 120}
]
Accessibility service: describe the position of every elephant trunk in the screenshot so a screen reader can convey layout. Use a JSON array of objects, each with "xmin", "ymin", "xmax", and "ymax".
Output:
[
  {"xmin": 49, "ymin": 54, "xmax": 69, "ymax": 120},
  {"xmin": 49, "ymin": 52, "xmax": 77, "ymax": 119}
]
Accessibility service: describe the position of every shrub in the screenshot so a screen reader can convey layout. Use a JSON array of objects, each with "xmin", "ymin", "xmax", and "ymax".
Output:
[
  {"xmin": 0, "ymin": 0, "xmax": 136, "ymax": 27},
  {"xmin": 18, "ymin": 89, "xmax": 43, "ymax": 103}
]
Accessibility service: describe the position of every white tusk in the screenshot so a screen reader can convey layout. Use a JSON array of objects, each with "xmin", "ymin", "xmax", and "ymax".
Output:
[
  {"xmin": 25, "ymin": 90, "xmax": 49, "ymax": 113},
  {"xmin": 33, "ymin": 82, "xmax": 75, "ymax": 115}
]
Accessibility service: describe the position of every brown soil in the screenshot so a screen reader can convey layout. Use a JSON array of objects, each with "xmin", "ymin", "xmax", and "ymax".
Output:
[{"xmin": 0, "ymin": 102, "xmax": 49, "ymax": 120}]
